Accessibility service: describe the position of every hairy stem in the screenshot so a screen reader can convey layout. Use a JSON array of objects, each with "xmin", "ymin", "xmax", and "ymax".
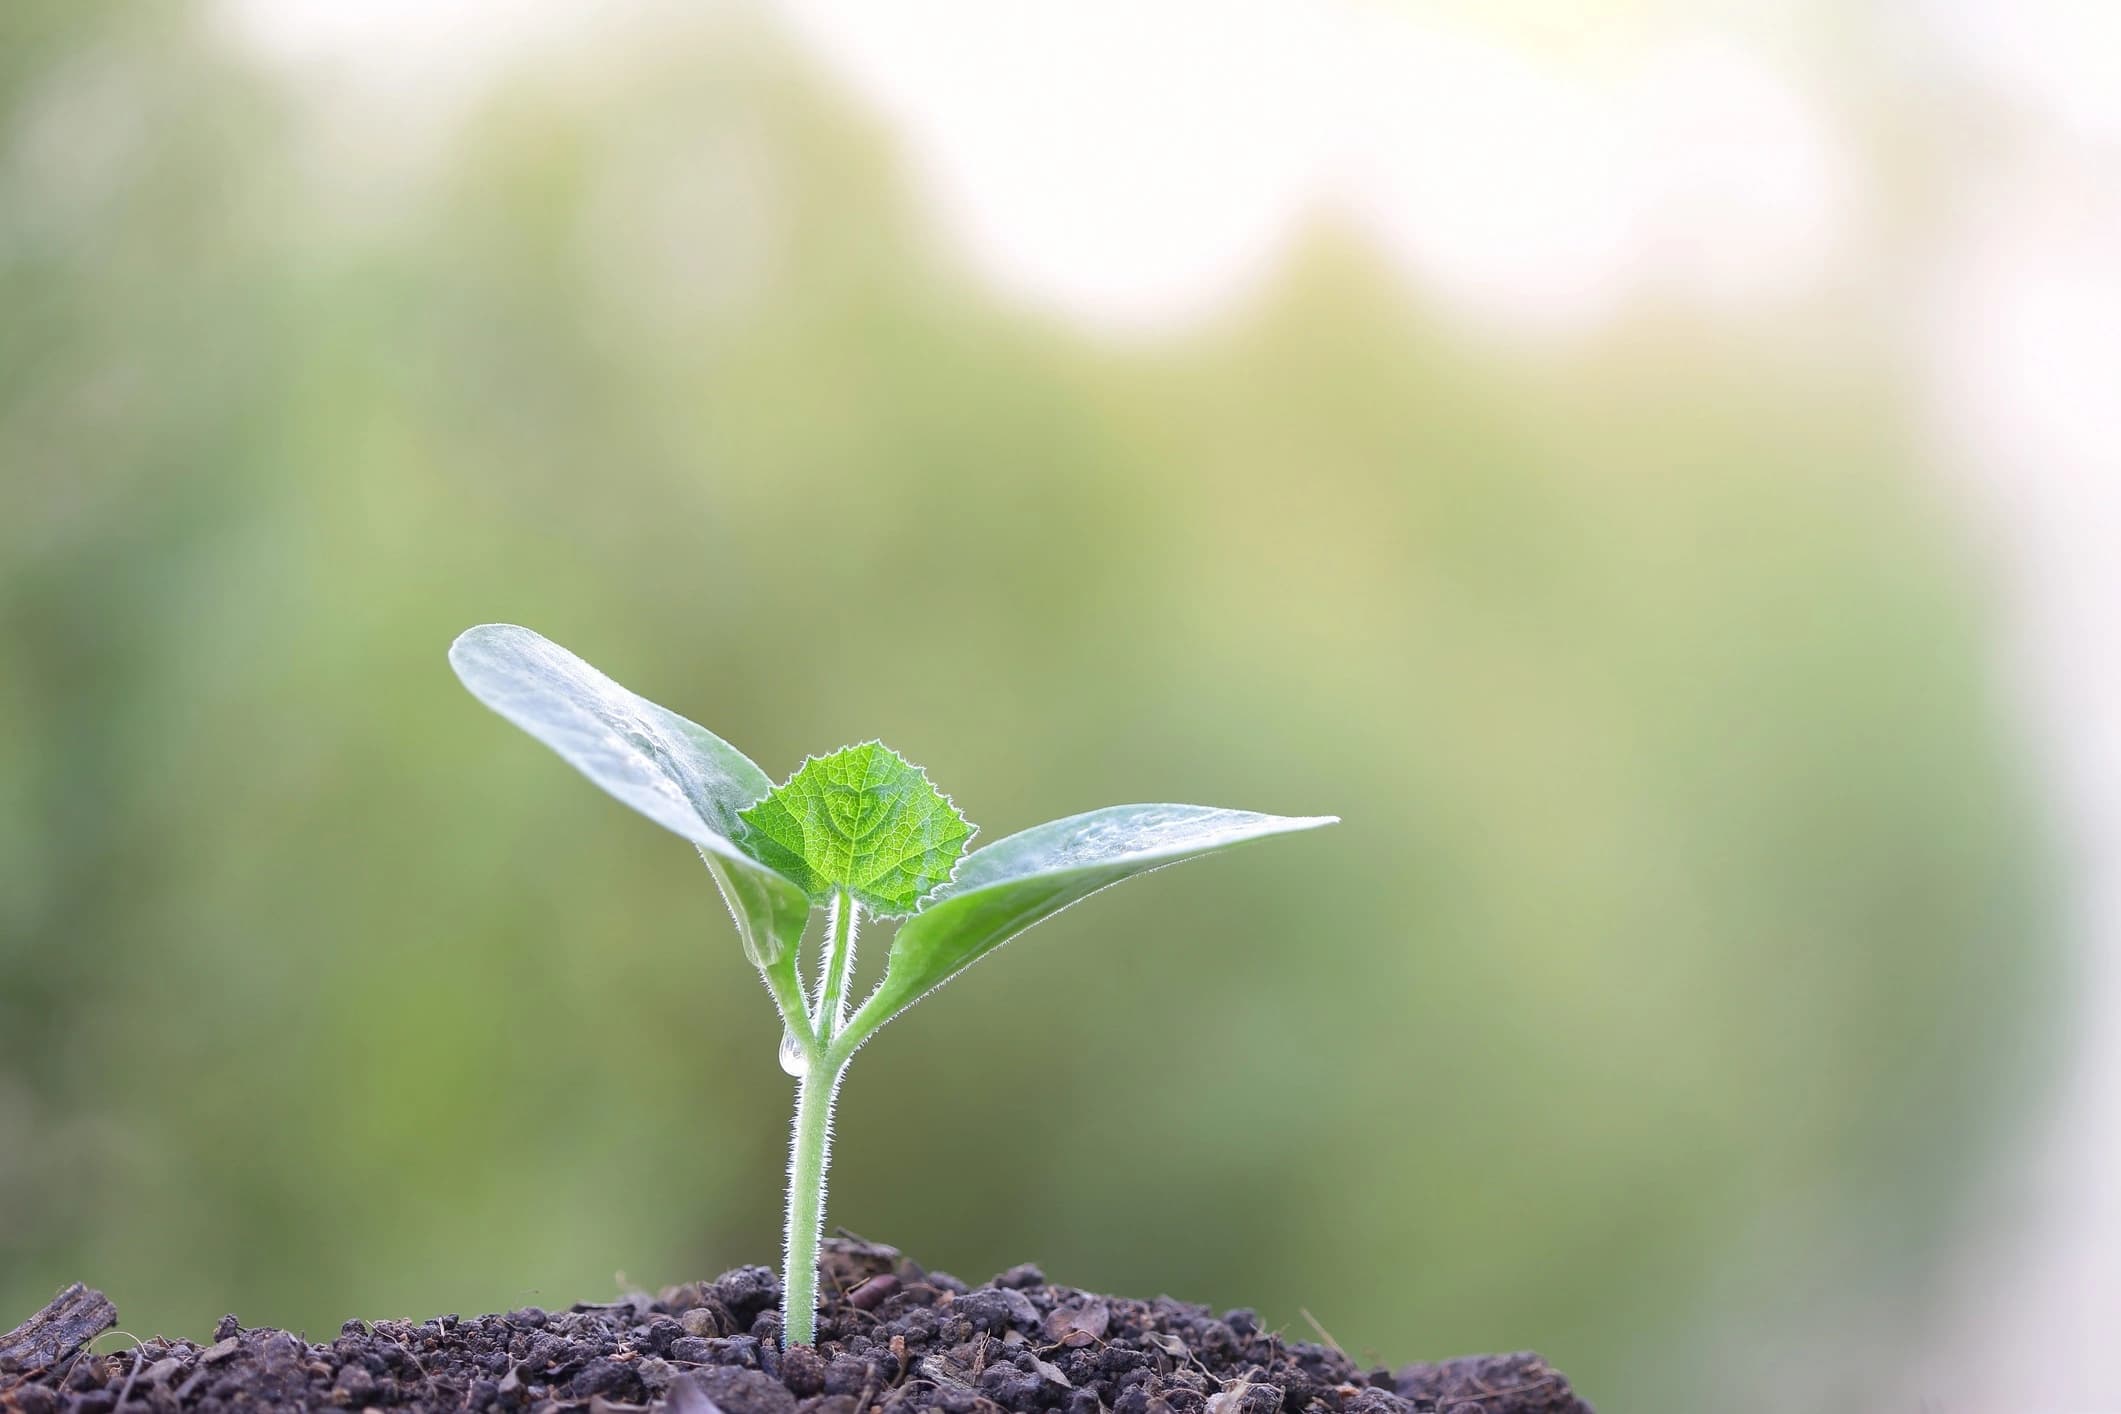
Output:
[
  {"xmin": 816, "ymin": 890, "xmax": 859, "ymax": 1037},
  {"xmin": 781, "ymin": 1053, "xmax": 846, "ymax": 1347}
]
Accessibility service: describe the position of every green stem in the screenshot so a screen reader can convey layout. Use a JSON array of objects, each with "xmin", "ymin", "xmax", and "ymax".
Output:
[
  {"xmin": 816, "ymin": 890, "xmax": 859, "ymax": 1037},
  {"xmin": 781, "ymin": 1052, "xmax": 846, "ymax": 1347},
  {"xmin": 760, "ymin": 953, "xmax": 819, "ymax": 1056}
]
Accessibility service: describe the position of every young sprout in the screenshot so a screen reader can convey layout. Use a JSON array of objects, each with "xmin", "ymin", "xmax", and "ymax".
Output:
[{"xmin": 449, "ymin": 625, "xmax": 1336, "ymax": 1346}]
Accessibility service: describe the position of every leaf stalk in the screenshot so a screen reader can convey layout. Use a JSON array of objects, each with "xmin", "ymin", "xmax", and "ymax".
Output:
[
  {"xmin": 816, "ymin": 890, "xmax": 859, "ymax": 1039},
  {"xmin": 761, "ymin": 953, "xmax": 819, "ymax": 1057}
]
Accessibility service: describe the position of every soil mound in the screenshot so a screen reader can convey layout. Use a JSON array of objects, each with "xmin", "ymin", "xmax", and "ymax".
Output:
[{"xmin": 1, "ymin": 1241, "xmax": 1588, "ymax": 1414}]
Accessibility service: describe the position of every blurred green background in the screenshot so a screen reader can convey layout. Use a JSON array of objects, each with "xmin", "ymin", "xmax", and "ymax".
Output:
[{"xmin": 0, "ymin": 6, "xmax": 2063, "ymax": 1413}]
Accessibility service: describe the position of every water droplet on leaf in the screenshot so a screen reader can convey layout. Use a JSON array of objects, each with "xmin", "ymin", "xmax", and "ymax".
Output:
[{"xmin": 778, "ymin": 1027, "xmax": 809, "ymax": 1077}]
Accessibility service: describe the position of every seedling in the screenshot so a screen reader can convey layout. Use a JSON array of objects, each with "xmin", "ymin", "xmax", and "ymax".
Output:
[{"xmin": 449, "ymin": 625, "xmax": 1335, "ymax": 1346}]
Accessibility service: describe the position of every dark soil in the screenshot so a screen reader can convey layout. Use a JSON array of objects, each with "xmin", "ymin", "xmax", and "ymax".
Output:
[{"xmin": 0, "ymin": 1240, "xmax": 1590, "ymax": 1414}]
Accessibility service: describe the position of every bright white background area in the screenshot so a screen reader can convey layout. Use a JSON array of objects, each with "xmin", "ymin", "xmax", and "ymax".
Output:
[{"xmin": 214, "ymin": 2, "xmax": 2121, "ymax": 1406}]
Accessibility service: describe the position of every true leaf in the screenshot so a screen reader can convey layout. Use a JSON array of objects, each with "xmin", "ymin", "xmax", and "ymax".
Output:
[
  {"xmin": 448, "ymin": 624, "xmax": 810, "ymax": 969},
  {"xmin": 739, "ymin": 741, "xmax": 973, "ymax": 917},
  {"xmin": 852, "ymin": 804, "xmax": 1336, "ymax": 1039}
]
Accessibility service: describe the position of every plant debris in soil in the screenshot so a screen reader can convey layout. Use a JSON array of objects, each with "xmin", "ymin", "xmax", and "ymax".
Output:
[{"xmin": 0, "ymin": 1240, "xmax": 1591, "ymax": 1414}]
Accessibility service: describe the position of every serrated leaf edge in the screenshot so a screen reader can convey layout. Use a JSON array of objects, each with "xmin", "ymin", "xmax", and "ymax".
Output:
[{"xmin": 736, "ymin": 738, "xmax": 979, "ymax": 918}]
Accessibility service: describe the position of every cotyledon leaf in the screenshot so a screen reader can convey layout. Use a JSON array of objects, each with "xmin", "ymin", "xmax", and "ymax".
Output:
[
  {"xmin": 847, "ymin": 804, "xmax": 1336, "ymax": 1043},
  {"xmin": 447, "ymin": 624, "xmax": 810, "ymax": 969}
]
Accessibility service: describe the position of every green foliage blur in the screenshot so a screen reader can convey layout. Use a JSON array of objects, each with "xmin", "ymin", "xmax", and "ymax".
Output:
[{"xmin": 0, "ymin": 7, "xmax": 2056, "ymax": 1412}]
